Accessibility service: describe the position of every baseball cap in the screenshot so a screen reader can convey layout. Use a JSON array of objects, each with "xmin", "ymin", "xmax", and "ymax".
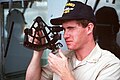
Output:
[{"xmin": 50, "ymin": 1, "xmax": 96, "ymax": 25}]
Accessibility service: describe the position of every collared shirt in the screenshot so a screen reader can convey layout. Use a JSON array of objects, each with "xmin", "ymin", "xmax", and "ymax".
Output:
[{"xmin": 41, "ymin": 44, "xmax": 120, "ymax": 80}]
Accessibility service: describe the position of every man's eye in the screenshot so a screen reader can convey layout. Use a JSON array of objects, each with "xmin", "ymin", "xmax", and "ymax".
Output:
[
  {"xmin": 68, "ymin": 27, "xmax": 74, "ymax": 30},
  {"xmin": 62, "ymin": 26, "xmax": 75, "ymax": 31}
]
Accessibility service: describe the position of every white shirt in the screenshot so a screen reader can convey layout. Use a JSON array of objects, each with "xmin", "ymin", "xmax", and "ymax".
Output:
[{"xmin": 41, "ymin": 44, "xmax": 120, "ymax": 80}]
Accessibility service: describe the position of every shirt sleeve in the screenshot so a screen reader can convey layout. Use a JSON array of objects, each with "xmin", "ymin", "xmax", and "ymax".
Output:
[
  {"xmin": 96, "ymin": 60, "xmax": 120, "ymax": 80},
  {"xmin": 41, "ymin": 64, "xmax": 53, "ymax": 80}
]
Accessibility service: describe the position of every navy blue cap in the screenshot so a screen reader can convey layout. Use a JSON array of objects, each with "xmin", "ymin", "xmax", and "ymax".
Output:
[{"xmin": 50, "ymin": 1, "xmax": 96, "ymax": 25}]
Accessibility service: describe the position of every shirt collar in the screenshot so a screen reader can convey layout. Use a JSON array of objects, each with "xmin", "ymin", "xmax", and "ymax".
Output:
[
  {"xmin": 66, "ymin": 44, "xmax": 102, "ymax": 66},
  {"xmin": 82, "ymin": 43, "xmax": 102, "ymax": 63}
]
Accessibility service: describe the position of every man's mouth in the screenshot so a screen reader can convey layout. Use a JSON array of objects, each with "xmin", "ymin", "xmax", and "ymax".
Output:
[{"xmin": 65, "ymin": 40, "xmax": 72, "ymax": 44}]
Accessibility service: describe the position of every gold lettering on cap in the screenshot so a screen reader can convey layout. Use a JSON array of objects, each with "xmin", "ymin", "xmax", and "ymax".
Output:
[
  {"xmin": 66, "ymin": 3, "xmax": 75, "ymax": 7},
  {"xmin": 64, "ymin": 3, "xmax": 75, "ymax": 14},
  {"xmin": 64, "ymin": 7, "xmax": 74, "ymax": 13}
]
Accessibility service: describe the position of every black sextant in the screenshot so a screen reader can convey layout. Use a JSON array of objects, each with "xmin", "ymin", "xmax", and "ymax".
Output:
[{"xmin": 24, "ymin": 16, "xmax": 63, "ymax": 54}]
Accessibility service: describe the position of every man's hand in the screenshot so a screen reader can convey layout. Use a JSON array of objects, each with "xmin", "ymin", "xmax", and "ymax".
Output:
[
  {"xmin": 25, "ymin": 30, "xmax": 45, "ymax": 80},
  {"xmin": 28, "ymin": 28, "xmax": 45, "ymax": 45},
  {"xmin": 48, "ymin": 49, "xmax": 75, "ymax": 80}
]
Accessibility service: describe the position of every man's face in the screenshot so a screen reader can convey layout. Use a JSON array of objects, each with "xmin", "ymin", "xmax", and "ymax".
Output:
[{"xmin": 62, "ymin": 20, "xmax": 88, "ymax": 50}]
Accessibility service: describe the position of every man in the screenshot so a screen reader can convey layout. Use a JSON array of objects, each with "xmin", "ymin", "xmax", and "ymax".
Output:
[{"xmin": 26, "ymin": 1, "xmax": 120, "ymax": 80}]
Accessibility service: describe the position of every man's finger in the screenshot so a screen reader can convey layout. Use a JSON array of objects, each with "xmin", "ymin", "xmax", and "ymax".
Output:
[{"xmin": 58, "ymin": 49, "xmax": 66, "ymax": 59}]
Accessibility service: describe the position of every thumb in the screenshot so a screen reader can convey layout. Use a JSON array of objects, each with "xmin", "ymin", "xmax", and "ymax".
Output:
[{"xmin": 58, "ymin": 49, "xmax": 65, "ymax": 59}]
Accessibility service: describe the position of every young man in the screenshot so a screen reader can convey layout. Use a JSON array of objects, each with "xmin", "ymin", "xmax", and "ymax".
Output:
[{"xmin": 26, "ymin": 1, "xmax": 120, "ymax": 80}]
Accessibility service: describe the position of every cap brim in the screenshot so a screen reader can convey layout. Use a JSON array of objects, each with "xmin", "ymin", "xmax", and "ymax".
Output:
[
  {"xmin": 50, "ymin": 17, "xmax": 64, "ymax": 25},
  {"xmin": 50, "ymin": 16, "xmax": 83, "ymax": 25}
]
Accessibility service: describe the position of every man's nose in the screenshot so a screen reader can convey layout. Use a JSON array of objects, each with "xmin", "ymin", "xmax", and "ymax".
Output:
[{"xmin": 64, "ymin": 30, "xmax": 69, "ymax": 39}]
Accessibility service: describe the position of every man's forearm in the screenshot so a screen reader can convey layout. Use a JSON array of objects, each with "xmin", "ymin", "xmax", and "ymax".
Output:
[{"xmin": 26, "ymin": 51, "xmax": 43, "ymax": 80}]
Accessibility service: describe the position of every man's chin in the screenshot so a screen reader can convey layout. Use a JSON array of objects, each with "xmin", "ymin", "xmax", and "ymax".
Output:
[{"xmin": 67, "ymin": 46, "xmax": 74, "ymax": 50}]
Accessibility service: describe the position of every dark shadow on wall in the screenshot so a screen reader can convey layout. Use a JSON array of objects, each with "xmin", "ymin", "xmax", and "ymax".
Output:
[{"xmin": 95, "ymin": 6, "xmax": 120, "ymax": 59}]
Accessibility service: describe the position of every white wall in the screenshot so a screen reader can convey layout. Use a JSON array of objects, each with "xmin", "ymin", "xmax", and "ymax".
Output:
[{"xmin": 48, "ymin": 0, "xmax": 68, "ymax": 51}]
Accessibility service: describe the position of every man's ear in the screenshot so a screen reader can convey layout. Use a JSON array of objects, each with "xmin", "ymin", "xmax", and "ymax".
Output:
[{"xmin": 86, "ymin": 23, "xmax": 94, "ymax": 35}]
